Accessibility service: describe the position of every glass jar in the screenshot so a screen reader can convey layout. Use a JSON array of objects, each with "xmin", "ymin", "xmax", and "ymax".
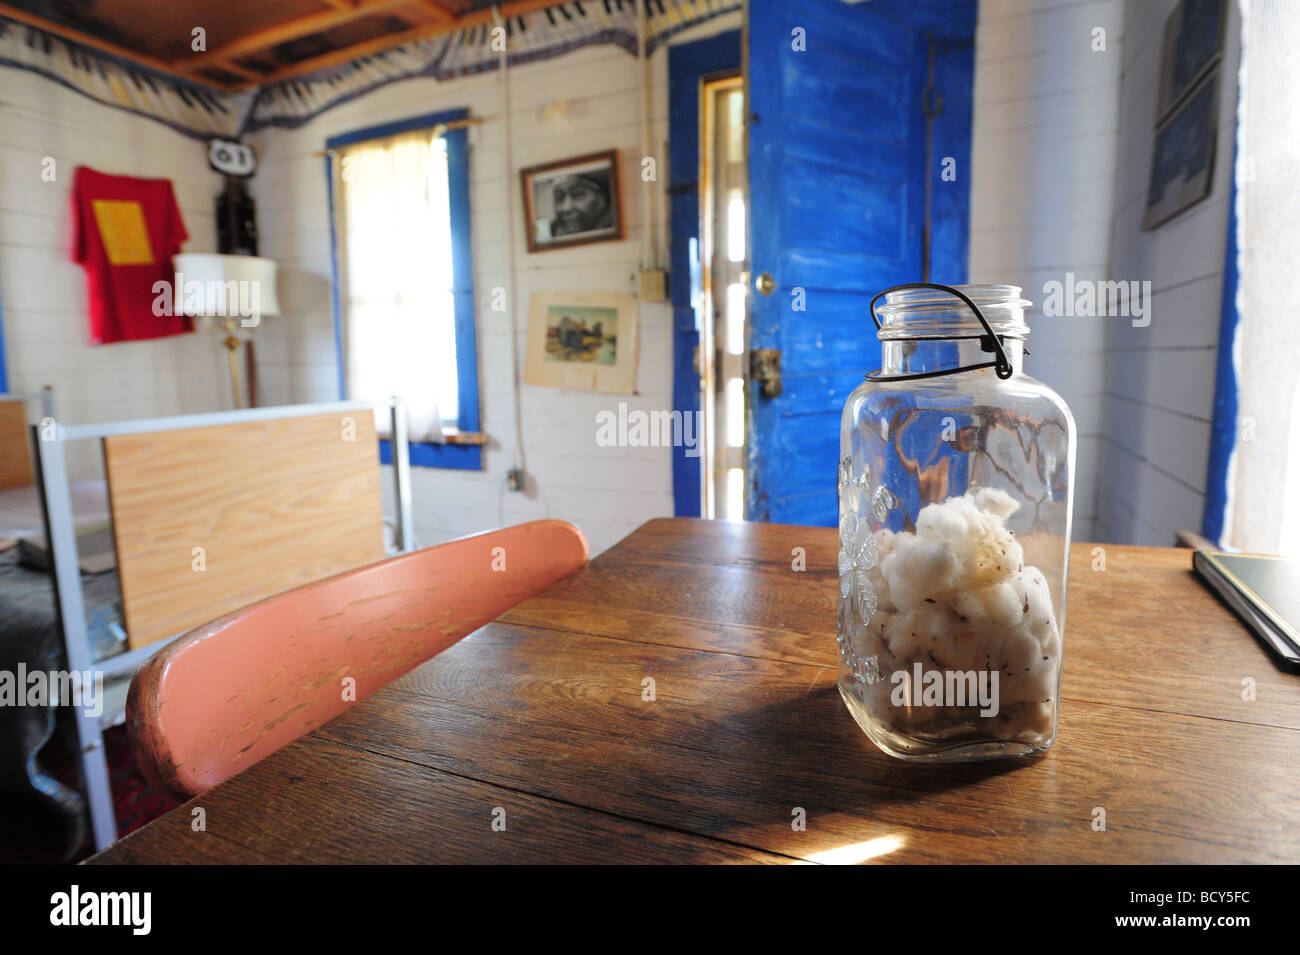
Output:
[{"xmin": 837, "ymin": 284, "xmax": 1076, "ymax": 760}]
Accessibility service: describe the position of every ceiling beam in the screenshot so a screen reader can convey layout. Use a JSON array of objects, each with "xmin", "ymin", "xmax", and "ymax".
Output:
[
  {"xmin": 230, "ymin": 20, "xmax": 443, "ymax": 89},
  {"xmin": 171, "ymin": 0, "xmax": 431, "ymax": 74},
  {"xmin": 0, "ymin": 0, "xmax": 580, "ymax": 95},
  {"xmin": 206, "ymin": 59, "xmax": 263, "ymax": 82},
  {"xmin": 415, "ymin": 1, "xmax": 455, "ymax": 24},
  {"xmin": 232, "ymin": 0, "xmax": 574, "ymax": 90},
  {"xmin": 0, "ymin": 2, "xmax": 234, "ymax": 88}
]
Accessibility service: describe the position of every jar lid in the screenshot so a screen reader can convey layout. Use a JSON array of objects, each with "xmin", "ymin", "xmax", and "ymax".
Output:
[{"xmin": 875, "ymin": 284, "xmax": 1032, "ymax": 341}]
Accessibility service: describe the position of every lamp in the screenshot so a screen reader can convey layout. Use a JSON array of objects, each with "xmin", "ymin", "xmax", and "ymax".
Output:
[{"xmin": 172, "ymin": 253, "xmax": 280, "ymax": 409}]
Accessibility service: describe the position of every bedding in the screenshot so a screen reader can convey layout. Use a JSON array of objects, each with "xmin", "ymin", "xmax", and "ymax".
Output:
[
  {"xmin": 0, "ymin": 479, "xmax": 124, "ymax": 857},
  {"xmin": 0, "ymin": 480, "xmax": 110, "ymax": 540}
]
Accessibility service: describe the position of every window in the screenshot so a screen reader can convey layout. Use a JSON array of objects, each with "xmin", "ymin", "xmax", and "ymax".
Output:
[{"xmin": 326, "ymin": 109, "xmax": 480, "ymax": 470}]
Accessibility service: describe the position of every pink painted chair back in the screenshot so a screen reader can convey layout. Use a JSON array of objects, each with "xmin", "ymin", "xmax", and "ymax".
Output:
[{"xmin": 127, "ymin": 519, "xmax": 588, "ymax": 800}]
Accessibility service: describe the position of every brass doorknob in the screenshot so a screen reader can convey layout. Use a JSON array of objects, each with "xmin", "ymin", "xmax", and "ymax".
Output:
[{"xmin": 755, "ymin": 271, "xmax": 776, "ymax": 296}]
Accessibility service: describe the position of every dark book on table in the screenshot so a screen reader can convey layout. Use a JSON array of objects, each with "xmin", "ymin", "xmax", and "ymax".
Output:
[{"xmin": 1193, "ymin": 550, "xmax": 1300, "ymax": 667}]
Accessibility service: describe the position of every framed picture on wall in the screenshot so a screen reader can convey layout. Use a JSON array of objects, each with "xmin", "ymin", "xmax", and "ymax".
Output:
[
  {"xmin": 1142, "ymin": 68, "xmax": 1219, "ymax": 230},
  {"xmin": 523, "ymin": 290, "xmax": 638, "ymax": 394},
  {"xmin": 520, "ymin": 150, "xmax": 624, "ymax": 253},
  {"xmin": 1155, "ymin": 0, "xmax": 1226, "ymax": 123}
]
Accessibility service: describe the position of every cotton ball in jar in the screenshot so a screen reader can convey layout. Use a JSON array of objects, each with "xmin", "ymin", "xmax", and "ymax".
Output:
[{"xmin": 848, "ymin": 486, "xmax": 1063, "ymax": 749}]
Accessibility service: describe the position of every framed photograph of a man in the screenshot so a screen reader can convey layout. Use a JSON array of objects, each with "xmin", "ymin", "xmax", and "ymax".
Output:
[{"xmin": 521, "ymin": 150, "xmax": 624, "ymax": 253}]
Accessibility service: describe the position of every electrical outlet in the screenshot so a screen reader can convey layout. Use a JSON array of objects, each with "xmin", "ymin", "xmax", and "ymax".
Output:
[
  {"xmin": 637, "ymin": 268, "xmax": 668, "ymax": 302},
  {"xmin": 506, "ymin": 468, "xmax": 524, "ymax": 491}
]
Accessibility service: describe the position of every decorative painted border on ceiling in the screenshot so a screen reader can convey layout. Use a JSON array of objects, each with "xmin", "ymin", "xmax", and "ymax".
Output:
[
  {"xmin": 0, "ymin": 0, "xmax": 741, "ymax": 142},
  {"xmin": 0, "ymin": 15, "xmax": 256, "ymax": 139},
  {"xmin": 248, "ymin": 0, "xmax": 742, "ymax": 133}
]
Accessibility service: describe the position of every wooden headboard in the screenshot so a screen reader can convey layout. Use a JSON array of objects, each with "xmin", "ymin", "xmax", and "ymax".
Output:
[
  {"xmin": 104, "ymin": 410, "xmax": 386, "ymax": 650},
  {"xmin": 0, "ymin": 399, "xmax": 34, "ymax": 491}
]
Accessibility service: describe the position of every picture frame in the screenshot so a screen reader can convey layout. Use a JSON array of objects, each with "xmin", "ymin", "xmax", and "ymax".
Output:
[
  {"xmin": 1141, "ymin": 68, "xmax": 1219, "ymax": 231},
  {"xmin": 520, "ymin": 149, "xmax": 624, "ymax": 253},
  {"xmin": 524, "ymin": 290, "xmax": 638, "ymax": 394},
  {"xmin": 1154, "ymin": 0, "xmax": 1226, "ymax": 124}
]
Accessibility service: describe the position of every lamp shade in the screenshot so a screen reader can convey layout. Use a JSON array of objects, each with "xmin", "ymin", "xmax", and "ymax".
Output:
[{"xmin": 172, "ymin": 253, "xmax": 281, "ymax": 319}]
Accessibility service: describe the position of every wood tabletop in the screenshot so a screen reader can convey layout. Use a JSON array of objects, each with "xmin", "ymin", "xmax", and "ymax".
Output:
[{"xmin": 90, "ymin": 518, "xmax": 1300, "ymax": 864}]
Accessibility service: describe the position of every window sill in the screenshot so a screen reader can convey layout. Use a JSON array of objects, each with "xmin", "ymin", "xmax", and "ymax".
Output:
[
  {"xmin": 379, "ymin": 438, "xmax": 482, "ymax": 471},
  {"xmin": 439, "ymin": 429, "xmax": 486, "ymax": 446}
]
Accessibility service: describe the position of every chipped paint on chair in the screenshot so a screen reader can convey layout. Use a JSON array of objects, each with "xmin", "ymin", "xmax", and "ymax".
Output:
[{"xmin": 127, "ymin": 519, "xmax": 588, "ymax": 800}]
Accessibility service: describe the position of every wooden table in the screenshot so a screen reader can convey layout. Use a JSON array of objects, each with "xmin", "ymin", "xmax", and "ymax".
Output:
[{"xmin": 90, "ymin": 519, "xmax": 1300, "ymax": 864}]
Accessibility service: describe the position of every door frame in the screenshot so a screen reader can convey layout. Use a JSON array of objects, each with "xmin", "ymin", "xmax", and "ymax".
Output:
[{"xmin": 668, "ymin": 29, "xmax": 742, "ymax": 518}]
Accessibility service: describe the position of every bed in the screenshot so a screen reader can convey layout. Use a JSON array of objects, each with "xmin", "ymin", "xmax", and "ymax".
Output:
[
  {"xmin": 2, "ymin": 396, "xmax": 414, "ymax": 852},
  {"xmin": 0, "ymin": 480, "xmax": 125, "ymax": 656},
  {"xmin": 0, "ymin": 533, "xmax": 124, "ymax": 859},
  {"xmin": 0, "ymin": 390, "xmax": 118, "ymax": 856}
]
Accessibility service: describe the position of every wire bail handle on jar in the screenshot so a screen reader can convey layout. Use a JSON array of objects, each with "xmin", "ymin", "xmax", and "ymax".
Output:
[{"xmin": 866, "ymin": 282, "xmax": 1015, "ymax": 382}]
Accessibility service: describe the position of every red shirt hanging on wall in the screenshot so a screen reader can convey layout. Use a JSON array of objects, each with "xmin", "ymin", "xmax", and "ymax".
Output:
[{"xmin": 72, "ymin": 166, "xmax": 191, "ymax": 344}]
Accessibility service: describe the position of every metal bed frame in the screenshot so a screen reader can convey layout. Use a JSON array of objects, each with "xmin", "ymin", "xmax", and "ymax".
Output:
[
  {"xmin": 31, "ymin": 398, "xmax": 413, "ymax": 850},
  {"xmin": 0, "ymin": 385, "xmax": 57, "ymax": 425}
]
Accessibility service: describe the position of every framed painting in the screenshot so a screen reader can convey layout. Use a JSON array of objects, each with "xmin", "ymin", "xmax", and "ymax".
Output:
[
  {"xmin": 523, "ymin": 290, "xmax": 638, "ymax": 394},
  {"xmin": 1155, "ymin": 0, "xmax": 1226, "ymax": 123},
  {"xmin": 1142, "ymin": 68, "xmax": 1219, "ymax": 230}
]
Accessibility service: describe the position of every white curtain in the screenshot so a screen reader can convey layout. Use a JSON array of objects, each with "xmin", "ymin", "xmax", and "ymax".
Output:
[
  {"xmin": 335, "ymin": 130, "xmax": 459, "ymax": 440},
  {"xmin": 1224, "ymin": 0, "xmax": 1300, "ymax": 554}
]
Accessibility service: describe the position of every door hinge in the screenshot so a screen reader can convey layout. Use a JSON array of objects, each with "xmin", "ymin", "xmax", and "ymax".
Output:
[{"xmin": 749, "ymin": 348, "xmax": 782, "ymax": 398}]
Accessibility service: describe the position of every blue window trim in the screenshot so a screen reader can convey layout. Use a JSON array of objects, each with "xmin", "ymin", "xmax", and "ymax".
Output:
[
  {"xmin": 325, "ymin": 107, "xmax": 482, "ymax": 471},
  {"xmin": 1202, "ymin": 136, "xmax": 1240, "ymax": 545}
]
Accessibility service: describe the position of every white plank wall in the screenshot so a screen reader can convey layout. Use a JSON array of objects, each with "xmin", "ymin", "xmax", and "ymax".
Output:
[
  {"xmin": 971, "ymin": 0, "xmax": 1238, "ymax": 548},
  {"xmin": 1095, "ymin": 0, "xmax": 1240, "ymax": 546},
  {"xmin": 3, "ymin": 4, "xmax": 1224, "ymax": 550},
  {"xmin": 0, "ymin": 68, "xmax": 229, "ymax": 479},
  {"xmin": 969, "ymin": 0, "xmax": 1128, "ymax": 544},
  {"xmin": 249, "ymin": 16, "xmax": 739, "ymax": 555}
]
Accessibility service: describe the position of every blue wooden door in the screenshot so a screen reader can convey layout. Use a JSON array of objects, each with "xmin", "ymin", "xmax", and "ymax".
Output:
[{"xmin": 745, "ymin": 0, "xmax": 976, "ymax": 525}]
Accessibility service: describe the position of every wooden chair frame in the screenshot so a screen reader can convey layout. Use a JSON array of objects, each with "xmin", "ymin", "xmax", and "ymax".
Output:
[{"xmin": 127, "ymin": 519, "xmax": 589, "ymax": 801}]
